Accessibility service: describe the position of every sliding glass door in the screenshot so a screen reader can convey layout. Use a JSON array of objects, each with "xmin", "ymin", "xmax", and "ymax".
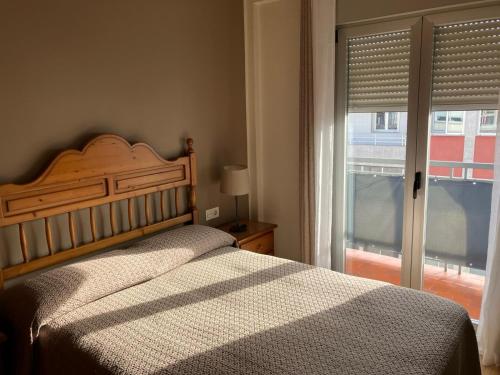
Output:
[{"xmin": 335, "ymin": 6, "xmax": 500, "ymax": 320}]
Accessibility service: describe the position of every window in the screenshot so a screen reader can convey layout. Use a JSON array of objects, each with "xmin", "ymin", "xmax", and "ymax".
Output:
[
  {"xmin": 374, "ymin": 112, "xmax": 400, "ymax": 132},
  {"xmin": 337, "ymin": 10, "xmax": 500, "ymax": 321},
  {"xmin": 479, "ymin": 110, "xmax": 498, "ymax": 134},
  {"xmin": 431, "ymin": 111, "xmax": 465, "ymax": 134},
  {"xmin": 432, "ymin": 111, "xmax": 447, "ymax": 133}
]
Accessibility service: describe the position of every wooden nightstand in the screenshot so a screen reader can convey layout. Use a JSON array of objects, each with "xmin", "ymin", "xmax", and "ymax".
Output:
[{"xmin": 218, "ymin": 220, "xmax": 277, "ymax": 255}]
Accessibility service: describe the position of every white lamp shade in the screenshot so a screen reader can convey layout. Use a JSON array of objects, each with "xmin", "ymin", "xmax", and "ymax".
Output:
[{"xmin": 221, "ymin": 165, "xmax": 249, "ymax": 196}]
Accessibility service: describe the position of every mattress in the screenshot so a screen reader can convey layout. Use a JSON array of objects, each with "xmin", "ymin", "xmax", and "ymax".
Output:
[{"xmin": 0, "ymin": 225, "xmax": 480, "ymax": 374}]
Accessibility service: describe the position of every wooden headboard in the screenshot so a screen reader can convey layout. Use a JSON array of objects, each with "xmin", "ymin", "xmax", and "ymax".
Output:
[{"xmin": 0, "ymin": 134, "xmax": 198, "ymax": 288}]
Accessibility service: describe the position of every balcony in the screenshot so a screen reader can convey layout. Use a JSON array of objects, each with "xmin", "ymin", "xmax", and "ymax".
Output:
[
  {"xmin": 346, "ymin": 158, "xmax": 492, "ymax": 320},
  {"xmin": 346, "ymin": 249, "xmax": 484, "ymax": 319}
]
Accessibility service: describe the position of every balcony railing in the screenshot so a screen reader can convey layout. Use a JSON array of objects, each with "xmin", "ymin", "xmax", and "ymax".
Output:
[
  {"xmin": 348, "ymin": 134, "xmax": 407, "ymax": 147},
  {"xmin": 345, "ymin": 158, "xmax": 494, "ymax": 271},
  {"xmin": 347, "ymin": 157, "xmax": 493, "ymax": 181}
]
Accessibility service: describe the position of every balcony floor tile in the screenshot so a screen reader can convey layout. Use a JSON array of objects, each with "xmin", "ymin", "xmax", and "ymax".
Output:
[{"xmin": 346, "ymin": 249, "xmax": 483, "ymax": 320}]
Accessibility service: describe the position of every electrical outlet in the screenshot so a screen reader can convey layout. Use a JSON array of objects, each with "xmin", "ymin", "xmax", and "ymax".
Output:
[{"xmin": 205, "ymin": 207, "xmax": 220, "ymax": 221}]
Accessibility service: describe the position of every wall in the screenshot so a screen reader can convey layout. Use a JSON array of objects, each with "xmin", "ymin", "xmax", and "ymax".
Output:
[
  {"xmin": 244, "ymin": 0, "xmax": 301, "ymax": 261},
  {"xmin": 474, "ymin": 136, "xmax": 496, "ymax": 179},
  {"xmin": 0, "ymin": 0, "xmax": 247, "ymax": 228},
  {"xmin": 336, "ymin": 0, "xmax": 493, "ymax": 24}
]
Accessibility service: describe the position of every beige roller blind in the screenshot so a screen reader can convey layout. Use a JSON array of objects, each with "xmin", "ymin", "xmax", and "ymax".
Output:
[
  {"xmin": 432, "ymin": 18, "xmax": 500, "ymax": 110},
  {"xmin": 347, "ymin": 30, "xmax": 411, "ymax": 113}
]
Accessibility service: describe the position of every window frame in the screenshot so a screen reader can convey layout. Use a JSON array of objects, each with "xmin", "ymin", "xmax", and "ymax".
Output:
[
  {"xmin": 430, "ymin": 111, "xmax": 466, "ymax": 135},
  {"xmin": 335, "ymin": 16, "xmax": 423, "ymax": 285},
  {"xmin": 478, "ymin": 109, "xmax": 498, "ymax": 136},
  {"xmin": 335, "ymin": 5, "xmax": 500, "ymax": 294},
  {"xmin": 373, "ymin": 112, "xmax": 401, "ymax": 132}
]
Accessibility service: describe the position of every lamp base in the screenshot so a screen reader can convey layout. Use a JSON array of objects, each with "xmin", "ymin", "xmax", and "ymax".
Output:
[{"xmin": 229, "ymin": 222, "xmax": 247, "ymax": 233}]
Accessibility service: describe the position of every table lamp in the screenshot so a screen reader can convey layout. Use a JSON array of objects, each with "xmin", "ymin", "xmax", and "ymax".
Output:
[{"xmin": 221, "ymin": 165, "xmax": 249, "ymax": 233}]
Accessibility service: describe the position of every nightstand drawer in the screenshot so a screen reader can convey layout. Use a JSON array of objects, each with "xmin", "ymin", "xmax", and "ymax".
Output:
[{"xmin": 240, "ymin": 232, "xmax": 274, "ymax": 254}]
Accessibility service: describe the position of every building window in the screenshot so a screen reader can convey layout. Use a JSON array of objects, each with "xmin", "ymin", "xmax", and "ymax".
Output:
[
  {"xmin": 431, "ymin": 111, "xmax": 465, "ymax": 134},
  {"xmin": 374, "ymin": 112, "xmax": 399, "ymax": 132},
  {"xmin": 479, "ymin": 110, "xmax": 498, "ymax": 134}
]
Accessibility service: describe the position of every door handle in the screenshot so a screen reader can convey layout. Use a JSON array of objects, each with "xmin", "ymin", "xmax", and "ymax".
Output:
[{"xmin": 413, "ymin": 172, "xmax": 422, "ymax": 199}]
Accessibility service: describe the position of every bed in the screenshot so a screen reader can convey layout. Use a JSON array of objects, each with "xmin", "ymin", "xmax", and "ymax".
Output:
[{"xmin": 0, "ymin": 135, "xmax": 481, "ymax": 374}]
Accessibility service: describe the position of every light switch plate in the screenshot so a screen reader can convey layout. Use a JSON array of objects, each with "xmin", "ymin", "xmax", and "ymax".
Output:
[{"xmin": 206, "ymin": 207, "xmax": 220, "ymax": 221}]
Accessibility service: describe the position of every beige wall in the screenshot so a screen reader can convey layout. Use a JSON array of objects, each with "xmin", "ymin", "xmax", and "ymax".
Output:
[
  {"xmin": 244, "ymin": 0, "xmax": 301, "ymax": 261},
  {"xmin": 0, "ymin": 0, "xmax": 247, "ymax": 227},
  {"xmin": 337, "ymin": 0, "xmax": 493, "ymax": 24}
]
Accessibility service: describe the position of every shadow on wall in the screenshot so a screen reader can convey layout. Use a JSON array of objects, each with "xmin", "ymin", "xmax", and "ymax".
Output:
[
  {"xmin": 0, "ymin": 129, "xmax": 189, "ymax": 185},
  {"xmin": 0, "ymin": 185, "xmax": 190, "ymax": 272}
]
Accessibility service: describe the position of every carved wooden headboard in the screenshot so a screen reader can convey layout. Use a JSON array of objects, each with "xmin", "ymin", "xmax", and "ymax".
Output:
[{"xmin": 0, "ymin": 134, "xmax": 198, "ymax": 288}]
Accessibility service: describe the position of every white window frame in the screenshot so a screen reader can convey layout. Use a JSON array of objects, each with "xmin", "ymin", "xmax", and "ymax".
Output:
[
  {"xmin": 335, "ymin": 16, "xmax": 423, "ymax": 286},
  {"xmin": 334, "ymin": 5, "xmax": 500, "ymax": 294},
  {"xmin": 431, "ymin": 111, "xmax": 465, "ymax": 135},
  {"xmin": 478, "ymin": 109, "xmax": 498, "ymax": 135},
  {"xmin": 373, "ymin": 112, "xmax": 401, "ymax": 132}
]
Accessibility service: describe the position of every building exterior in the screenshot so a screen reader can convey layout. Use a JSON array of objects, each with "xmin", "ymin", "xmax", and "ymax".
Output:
[{"xmin": 348, "ymin": 110, "xmax": 497, "ymax": 179}]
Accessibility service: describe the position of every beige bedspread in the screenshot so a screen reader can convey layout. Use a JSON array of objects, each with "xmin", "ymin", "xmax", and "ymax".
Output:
[{"xmin": 0, "ymin": 226, "xmax": 480, "ymax": 375}]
